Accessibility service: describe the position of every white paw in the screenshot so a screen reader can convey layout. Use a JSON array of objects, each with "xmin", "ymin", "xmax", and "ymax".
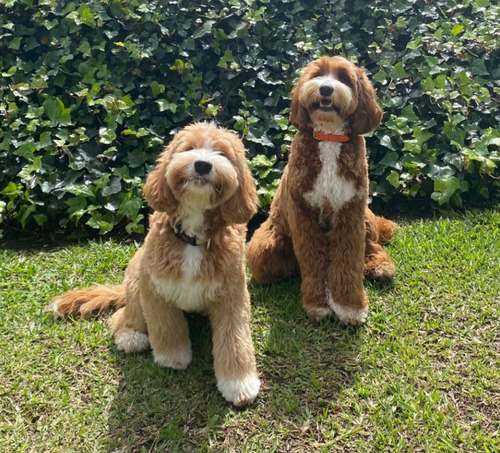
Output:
[
  {"xmin": 115, "ymin": 332, "xmax": 150, "ymax": 353},
  {"xmin": 153, "ymin": 347, "xmax": 192, "ymax": 370},
  {"xmin": 326, "ymin": 290, "xmax": 368, "ymax": 325},
  {"xmin": 217, "ymin": 374, "xmax": 261, "ymax": 407}
]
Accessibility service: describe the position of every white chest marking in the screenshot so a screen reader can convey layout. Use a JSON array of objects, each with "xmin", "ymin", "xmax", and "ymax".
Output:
[
  {"xmin": 151, "ymin": 245, "xmax": 219, "ymax": 312},
  {"xmin": 304, "ymin": 141, "xmax": 356, "ymax": 214},
  {"xmin": 181, "ymin": 245, "xmax": 203, "ymax": 277}
]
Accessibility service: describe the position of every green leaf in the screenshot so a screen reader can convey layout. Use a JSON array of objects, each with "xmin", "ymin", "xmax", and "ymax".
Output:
[
  {"xmin": 205, "ymin": 103, "xmax": 219, "ymax": 117},
  {"xmin": 2, "ymin": 66, "xmax": 17, "ymax": 77},
  {"xmin": 61, "ymin": 184, "xmax": 95, "ymax": 198},
  {"xmin": 156, "ymin": 99, "xmax": 177, "ymax": 113},
  {"xmin": 386, "ymin": 171, "xmax": 400, "ymax": 188},
  {"xmin": 150, "ymin": 81, "xmax": 165, "ymax": 97},
  {"xmin": 42, "ymin": 97, "xmax": 72, "ymax": 125},
  {"xmin": 392, "ymin": 62, "xmax": 408, "ymax": 79},
  {"xmin": 99, "ymin": 127, "xmax": 117, "ymax": 145},
  {"xmin": 432, "ymin": 176, "xmax": 462, "ymax": 205},
  {"xmin": 119, "ymin": 197, "xmax": 142, "ymax": 218},
  {"xmin": 192, "ymin": 20, "xmax": 215, "ymax": 39},
  {"xmin": 470, "ymin": 59, "xmax": 488, "ymax": 76},
  {"xmin": 14, "ymin": 142, "xmax": 37, "ymax": 160},
  {"xmin": 8, "ymin": 37, "xmax": 22, "ymax": 50}
]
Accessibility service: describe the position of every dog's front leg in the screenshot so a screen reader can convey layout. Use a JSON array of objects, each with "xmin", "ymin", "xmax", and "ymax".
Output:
[
  {"xmin": 208, "ymin": 288, "xmax": 260, "ymax": 406},
  {"xmin": 326, "ymin": 199, "xmax": 368, "ymax": 325},
  {"xmin": 139, "ymin": 282, "xmax": 192, "ymax": 370},
  {"xmin": 288, "ymin": 208, "xmax": 332, "ymax": 321}
]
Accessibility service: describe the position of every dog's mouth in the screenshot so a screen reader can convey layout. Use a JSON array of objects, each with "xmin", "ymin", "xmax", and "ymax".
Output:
[
  {"xmin": 314, "ymin": 99, "xmax": 339, "ymax": 112},
  {"xmin": 190, "ymin": 176, "xmax": 210, "ymax": 185}
]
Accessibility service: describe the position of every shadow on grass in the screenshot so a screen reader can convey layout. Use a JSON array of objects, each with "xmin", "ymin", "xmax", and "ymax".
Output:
[
  {"xmin": 99, "ymin": 276, "xmax": 378, "ymax": 452},
  {"xmin": 102, "ymin": 313, "xmax": 234, "ymax": 452}
]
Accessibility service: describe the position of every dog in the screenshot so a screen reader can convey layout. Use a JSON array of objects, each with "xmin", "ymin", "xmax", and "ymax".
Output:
[
  {"xmin": 247, "ymin": 56, "xmax": 397, "ymax": 324},
  {"xmin": 49, "ymin": 123, "xmax": 261, "ymax": 406}
]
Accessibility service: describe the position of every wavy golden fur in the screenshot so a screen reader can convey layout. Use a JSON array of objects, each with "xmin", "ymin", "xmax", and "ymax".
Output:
[{"xmin": 50, "ymin": 123, "xmax": 261, "ymax": 406}]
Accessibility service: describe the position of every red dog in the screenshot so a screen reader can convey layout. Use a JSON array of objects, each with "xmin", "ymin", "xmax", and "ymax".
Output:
[{"xmin": 247, "ymin": 56, "xmax": 397, "ymax": 324}]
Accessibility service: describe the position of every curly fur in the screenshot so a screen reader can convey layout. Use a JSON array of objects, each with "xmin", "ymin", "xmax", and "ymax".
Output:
[
  {"xmin": 247, "ymin": 56, "xmax": 397, "ymax": 324},
  {"xmin": 50, "ymin": 123, "xmax": 260, "ymax": 406}
]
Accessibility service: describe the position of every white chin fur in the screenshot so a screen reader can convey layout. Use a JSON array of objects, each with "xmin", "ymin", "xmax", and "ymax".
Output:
[
  {"xmin": 217, "ymin": 374, "xmax": 261, "ymax": 407},
  {"xmin": 153, "ymin": 347, "xmax": 192, "ymax": 370},
  {"xmin": 115, "ymin": 332, "xmax": 150, "ymax": 353}
]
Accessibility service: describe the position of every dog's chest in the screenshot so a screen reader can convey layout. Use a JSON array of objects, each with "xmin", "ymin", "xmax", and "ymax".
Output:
[
  {"xmin": 151, "ymin": 245, "xmax": 219, "ymax": 312},
  {"xmin": 304, "ymin": 142, "xmax": 356, "ymax": 214}
]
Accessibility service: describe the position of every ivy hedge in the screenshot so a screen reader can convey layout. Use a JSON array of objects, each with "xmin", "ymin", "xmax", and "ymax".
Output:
[{"xmin": 1, "ymin": 0, "xmax": 499, "ymax": 237}]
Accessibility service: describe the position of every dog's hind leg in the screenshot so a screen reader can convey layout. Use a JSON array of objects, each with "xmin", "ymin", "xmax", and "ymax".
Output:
[
  {"xmin": 246, "ymin": 217, "xmax": 299, "ymax": 284},
  {"xmin": 109, "ymin": 278, "xmax": 149, "ymax": 354},
  {"xmin": 364, "ymin": 209, "xmax": 397, "ymax": 282}
]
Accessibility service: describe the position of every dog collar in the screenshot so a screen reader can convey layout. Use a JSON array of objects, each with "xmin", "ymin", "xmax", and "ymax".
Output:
[
  {"xmin": 172, "ymin": 222, "xmax": 210, "ymax": 248},
  {"xmin": 313, "ymin": 130, "xmax": 350, "ymax": 143}
]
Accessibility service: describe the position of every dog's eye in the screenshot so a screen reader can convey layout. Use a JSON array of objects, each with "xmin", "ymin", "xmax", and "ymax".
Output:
[{"xmin": 339, "ymin": 76, "xmax": 350, "ymax": 85}]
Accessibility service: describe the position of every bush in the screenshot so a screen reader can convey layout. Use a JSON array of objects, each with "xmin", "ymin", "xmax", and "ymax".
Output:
[{"xmin": 1, "ymin": 0, "xmax": 499, "ymax": 237}]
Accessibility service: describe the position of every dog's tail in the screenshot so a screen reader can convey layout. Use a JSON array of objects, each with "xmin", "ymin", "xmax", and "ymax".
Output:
[
  {"xmin": 375, "ymin": 216, "xmax": 398, "ymax": 244},
  {"xmin": 366, "ymin": 209, "xmax": 398, "ymax": 245},
  {"xmin": 47, "ymin": 284, "xmax": 126, "ymax": 318}
]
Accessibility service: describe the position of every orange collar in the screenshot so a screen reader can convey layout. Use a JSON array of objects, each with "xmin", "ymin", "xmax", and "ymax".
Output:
[{"xmin": 313, "ymin": 130, "xmax": 350, "ymax": 143}]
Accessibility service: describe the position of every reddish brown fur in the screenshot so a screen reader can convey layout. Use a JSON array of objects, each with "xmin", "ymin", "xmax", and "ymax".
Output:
[
  {"xmin": 50, "ymin": 123, "xmax": 260, "ymax": 406},
  {"xmin": 247, "ymin": 56, "xmax": 397, "ymax": 323}
]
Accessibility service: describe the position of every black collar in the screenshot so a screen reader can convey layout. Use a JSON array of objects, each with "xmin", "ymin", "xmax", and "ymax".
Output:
[{"xmin": 172, "ymin": 222, "xmax": 211, "ymax": 248}]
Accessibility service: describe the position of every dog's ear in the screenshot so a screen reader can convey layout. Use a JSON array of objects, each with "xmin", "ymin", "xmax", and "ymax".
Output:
[
  {"xmin": 289, "ymin": 71, "xmax": 311, "ymax": 131},
  {"xmin": 142, "ymin": 143, "xmax": 178, "ymax": 213},
  {"xmin": 220, "ymin": 135, "xmax": 258, "ymax": 225},
  {"xmin": 348, "ymin": 67, "xmax": 383, "ymax": 135}
]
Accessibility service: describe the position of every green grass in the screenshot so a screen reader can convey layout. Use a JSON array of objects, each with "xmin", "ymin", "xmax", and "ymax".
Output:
[{"xmin": 1, "ymin": 210, "xmax": 499, "ymax": 452}]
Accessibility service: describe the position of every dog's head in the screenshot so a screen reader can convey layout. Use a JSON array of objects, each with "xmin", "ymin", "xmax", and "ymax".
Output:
[
  {"xmin": 143, "ymin": 123, "xmax": 257, "ymax": 225},
  {"xmin": 290, "ymin": 56, "xmax": 383, "ymax": 135}
]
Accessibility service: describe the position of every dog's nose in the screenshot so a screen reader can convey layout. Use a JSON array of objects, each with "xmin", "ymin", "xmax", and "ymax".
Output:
[
  {"xmin": 194, "ymin": 160, "xmax": 213, "ymax": 176},
  {"xmin": 319, "ymin": 85, "xmax": 334, "ymax": 97}
]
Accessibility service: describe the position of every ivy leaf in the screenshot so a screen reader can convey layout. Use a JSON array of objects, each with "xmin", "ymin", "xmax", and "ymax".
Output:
[
  {"xmin": 42, "ymin": 97, "xmax": 72, "ymax": 125},
  {"xmin": 386, "ymin": 171, "xmax": 400, "ymax": 188},
  {"xmin": 150, "ymin": 81, "xmax": 165, "ymax": 97},
  {"xmin": 100, "ymin": 177, "xmax": 122, "ymax": 196},
  {"xmin": 192, "ymin": 20, "xmax": 215, "ymax": 39},
  {"xmin": 119, "ymin": 197, "xmax": 142, "ymax": 218},
  {"xmin": 99, "ymin": 127, "xmax": 117, "ymax": 144},
  {"xmin": 431, "ymin": 176, "xmax": 462, "ymax": 205},
  {"xmin": 470, "ymin": 59, "xmax": 488, "ymax": 76},
  {"xmin": 14, "ymin": 142, "xmax": 37, "ymax": 161},
  {"xmin": 156, "ymin": 99, "xmax": 177, "ymax": 113}
]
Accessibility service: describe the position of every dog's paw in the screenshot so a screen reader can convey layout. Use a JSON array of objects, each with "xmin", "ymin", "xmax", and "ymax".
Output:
[
  {"xmin": 330, "ymin": 301, "xmax": 368, "ymax": 325},
  {"xmin": 364, "ymin": 261, "xmax": 395, "ymax": 282},
  {"xmin": 325, "ymin": 290, "xmax": 368, "ymax": 325},
  {"xmin": 153, "ymin": 347, "xmax": 192, "ymax": 370},
  {"xmin": 217, "ymin": 374, "xmax": 261, "ymax": 407},
  {"xmin": 304, "ymin": 305, "xmax": 333, "ymax": 322},
  {"xmin": 115, "ymin": 331, "xmax": 150, "ymax": 353}
]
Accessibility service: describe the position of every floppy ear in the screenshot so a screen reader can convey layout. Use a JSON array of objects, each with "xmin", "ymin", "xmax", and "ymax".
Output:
[
  {"xmin": 142, "ymin": 143, "xmax": 178, "ymax": 213},
  {"xmin": 289, "ymin": 70, "xmax": 312, "ymax": 131},
  {"xmin": 348, "ymin": 67, "xmax": 383, "ymax": 135},
  {"xmin": 220, "ymin": 136, "xmax": 258, "ymax": 225}
]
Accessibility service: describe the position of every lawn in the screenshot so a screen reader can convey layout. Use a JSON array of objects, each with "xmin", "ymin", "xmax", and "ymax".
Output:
[{"xmin": 1, "ymin": 210, "xmax": 499, "ymax": 452}]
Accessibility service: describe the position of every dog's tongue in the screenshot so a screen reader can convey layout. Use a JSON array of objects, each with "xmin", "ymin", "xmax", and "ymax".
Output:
[{"xmin": 320, "ymin": 99, "xmax": 332, "ymax": 108}]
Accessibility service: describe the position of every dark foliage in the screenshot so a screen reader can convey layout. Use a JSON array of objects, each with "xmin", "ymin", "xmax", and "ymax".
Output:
[{"xmin": 1, "ymin": 0, "xmax": 498, "ymax": 236}]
